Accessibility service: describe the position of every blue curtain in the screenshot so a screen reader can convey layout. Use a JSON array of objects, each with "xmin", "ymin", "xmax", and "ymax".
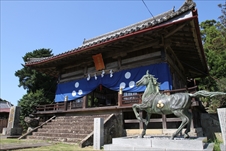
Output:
[{"xmin": 55, "ymin": 63, "xmax": 172, "ymax": 102}]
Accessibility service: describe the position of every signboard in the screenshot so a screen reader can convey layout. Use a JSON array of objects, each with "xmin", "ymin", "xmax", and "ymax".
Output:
[{"xmin": 92, "ymin": 53, "xmax": 105, "ymax": 71}]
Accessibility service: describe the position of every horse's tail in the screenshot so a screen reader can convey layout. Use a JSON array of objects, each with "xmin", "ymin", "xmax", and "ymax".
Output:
[{"xmin": 190, "ymin": 90, "xmax": 226, "ymax": 97}]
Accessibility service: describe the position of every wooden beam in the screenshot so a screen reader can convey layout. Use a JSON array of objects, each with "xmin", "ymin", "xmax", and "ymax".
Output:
[
  {"xmin": 164, "ymin": 23, "xmax": 186, "ymax": 39},
  {"xmin": 111, "ymin": 40, "xmax": 160, "ymax": 59},
  {"xmin": 56, "ymin": 40, "xmax": 161, "ymax": 72},
  {"xmin": 61, "ymin": 70, "xmax": 84, "ymax": 78},
  {"xmin": 120, "ymin": 58, "xmax": 162, "ymax": 71},
  {"xmin": 121, "ymin": 51, "xmax": 161, "ymax": 65},
  {"xmin": 167, "ymin": 55, "xmax": 185, "ymax": 83},
  {"xmin": 60, "ymin": 75, "xmax": 84, "ymax": 83},
  {"xmin": 167, "ymin": 46, "xmax": 185, "ymax": 75}
]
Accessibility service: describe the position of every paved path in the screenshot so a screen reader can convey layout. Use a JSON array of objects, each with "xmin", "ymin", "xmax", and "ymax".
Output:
[
  {"xmin": 0, "ymin": 135, "xmax": 52, "ymax": 151},
  {"xmin": 0, "ymin": 142, "xmax": 52, "ymax": 151}
]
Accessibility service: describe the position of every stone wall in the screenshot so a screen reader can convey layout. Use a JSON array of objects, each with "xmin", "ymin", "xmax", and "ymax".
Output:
[
  {"xmin": 103, "ymin": 113, "xmax": 126, "ymax": 144},
  {"xmin": 80, "ymin": 113, "xmax": 126, "ymax": 147},
  {"xmin": 200, "ymin": 113, "xmax": 221, "ymax": 141}
]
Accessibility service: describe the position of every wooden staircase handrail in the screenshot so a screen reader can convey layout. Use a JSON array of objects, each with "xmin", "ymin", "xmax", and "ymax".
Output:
[{"xmin": 18, "ymin": 115, "xmax": 56, "ymax": 140}]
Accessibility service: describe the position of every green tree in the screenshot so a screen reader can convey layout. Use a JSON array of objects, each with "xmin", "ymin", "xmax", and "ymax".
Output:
[
  {"xmin": 15, "ymin": 48, "xmax": 57, "ymax": 130},
  {"xmin": 198, "ymin": 4, "xmax": 226, "ymax": 112},
  {"xmin": 18, "ymin": 89, "xmax": 50, "ymax": 129},
  {"xmin": 218, "ymin": 3, "xmax": 226, "ymax": 27},
  {"xmin": 15, "ymin": 48, "xmax": 56, "ymax": 94}
]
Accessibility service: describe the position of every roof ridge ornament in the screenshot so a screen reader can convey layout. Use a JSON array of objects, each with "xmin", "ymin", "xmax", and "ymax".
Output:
[
  {"xmin": 186, "ymin": 0, "xmax": 193, "ymax": 3},
  {"xmin": 178, "ymin": 0, "xmax": 196, "ymax": 12}
]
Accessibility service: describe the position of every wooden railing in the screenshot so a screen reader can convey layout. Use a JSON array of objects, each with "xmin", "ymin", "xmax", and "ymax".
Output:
[
  {"xmin": 36, "ymin": 86, "xmax": 198, "ymax": 113},
  {"xmin": 36, "ymin": 103, "xmax": 65, "ymax": 112}
]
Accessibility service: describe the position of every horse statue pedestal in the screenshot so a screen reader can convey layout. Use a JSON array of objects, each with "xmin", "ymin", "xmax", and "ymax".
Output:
[
  {"xmin": 104, "ymin": 136, "xmax": 214, "ymax": 151},
  {"xmin": 126, "ymin": 128, "xmax": 204, "ymax": 138}
]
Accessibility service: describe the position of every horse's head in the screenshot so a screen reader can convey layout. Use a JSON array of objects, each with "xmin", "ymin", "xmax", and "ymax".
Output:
[{"xmin": 136, "ymin": 70, "xmax": 158, "ymax": 87}]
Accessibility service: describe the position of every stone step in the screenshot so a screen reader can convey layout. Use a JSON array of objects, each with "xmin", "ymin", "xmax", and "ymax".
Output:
[
  {"xmin": 42, "ymin": 124, "xmax": 93, "ymax": 130},
  {"xmin": 28, "ymin": 115, "xmax": 111, "ymax": 144},
  {"xmin": 50, "ymin": 119, "xmax": 94, "ymax": 122},
  {"xmin": 56, "ymin": 115, "xmax": 110, "ymax": 120},
  {"xmin": 32, "ymin": 132, "xmax": 87, "ymax": 139},
  {"xmin": 27, "ymin": 136, "xmax": 82, "ymax": 143},
  {"xmin": 37, "ymin": 128, "xmax": 93, "ymax": 134},
  {"xmin": 49, "ymin": 121, "xmax": 94, "ymax": 125}
]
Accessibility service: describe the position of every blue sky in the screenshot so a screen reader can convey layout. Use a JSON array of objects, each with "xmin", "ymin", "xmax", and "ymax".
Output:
[{"xmin": 0, "ymin": 0, "xmax": 224, "ymax": 106}]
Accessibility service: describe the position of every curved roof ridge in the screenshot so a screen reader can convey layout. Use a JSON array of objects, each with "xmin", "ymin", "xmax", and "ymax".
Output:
[{"xmin": 83, "ymin": 9, "xmax": 175, "ymax": 46}]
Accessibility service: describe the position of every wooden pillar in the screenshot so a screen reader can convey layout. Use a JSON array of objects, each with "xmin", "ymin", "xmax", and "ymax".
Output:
[
  {"xmin": 139, "ymin": 111, "xmax": 143, "ymax": 129},
  {"xmin": 190, "ymin": 109, "xmax": 194, "ymax": 129},
  {"xmin": 56, "ymin": 103, "xmax": 58, "ymax": 110},
  {"xmin": 162, "ymin": 92, "xmax": 170, "ymax": 129},
  {"xmin": 138, "ymin": 94, "xmax": 142, "ymax": 104},
  {"xmin": 69, "ymin": 101, "xmax": 72, "ymax": 110},
  {"xmin": 162, "ymin": 114, "xmax": 167, "ymax": 129},
  {"xmin": 118, "ymin": 88, "xmax": 123, "ymax": 107},
  {"xmin": 64, "ymin": 95, "xmax": 68, "ymax": 111},
  {"xmin": 83, "ymin": 96, "xmax": 87, "ymax": 109}
]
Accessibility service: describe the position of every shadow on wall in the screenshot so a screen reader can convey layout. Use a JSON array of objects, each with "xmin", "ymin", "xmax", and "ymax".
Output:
[
  {"xmin": 201, "ymin": 113, "xmax": 221, "ymax": 142},
  {"xmin": 79, "ymin": 113, "xmax": 126, "ymax": 148}
]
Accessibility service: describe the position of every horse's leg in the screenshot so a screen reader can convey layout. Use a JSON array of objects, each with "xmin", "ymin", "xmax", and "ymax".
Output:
[
  {"xmin": 132, "ymin": 104, "xmax": 142, "ymax": 121},
  {"xmin": 184, "ymin": 109, "xmax": 192, "ymax": 138},
  {"xmin": 141, "ymin": 112, "xmax": 151, "ymax": 138},
  {"xmin": 171, "ymin": 109, "xmax": 189, "ymax": 139}
]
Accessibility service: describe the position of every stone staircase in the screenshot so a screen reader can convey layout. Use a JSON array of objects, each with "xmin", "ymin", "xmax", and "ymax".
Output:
[{"xmin": 27, "ymin": 114, "xmax": 111, "ymax": 144}]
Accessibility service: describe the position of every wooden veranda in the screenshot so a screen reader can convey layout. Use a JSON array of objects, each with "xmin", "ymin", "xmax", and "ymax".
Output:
[{"xmin": 35, "ymin": 86, "xmax": 201, "ymax": 130}]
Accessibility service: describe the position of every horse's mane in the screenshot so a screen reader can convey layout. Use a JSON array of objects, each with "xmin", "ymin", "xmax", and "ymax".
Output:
[{"xmin": 150, "ymin": 74, "xmax": 161, "ymax": 92}]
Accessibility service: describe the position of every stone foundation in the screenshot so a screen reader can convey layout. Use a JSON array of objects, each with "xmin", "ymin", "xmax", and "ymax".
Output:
[{"xmin": 104, "ymin": 136, "xmax": 214, "ymax": 151}]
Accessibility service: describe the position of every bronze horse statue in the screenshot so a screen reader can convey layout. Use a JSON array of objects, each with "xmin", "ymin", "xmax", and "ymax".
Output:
[{"xmin": 132, "ymin": 70, "xmax": 226, "ymax": 139}]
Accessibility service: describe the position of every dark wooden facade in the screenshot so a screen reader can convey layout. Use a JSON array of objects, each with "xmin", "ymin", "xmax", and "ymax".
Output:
[
  {"xmin": 26, "ymin": 0, "xmax": 208, "ymax": 130},
  {"xmin": 35, "ymin": 86, "xmax": 199, "ymax": 129},
  {"xmin": 0, "ymin": 102, "xmax": 12, "ymax": 133}
]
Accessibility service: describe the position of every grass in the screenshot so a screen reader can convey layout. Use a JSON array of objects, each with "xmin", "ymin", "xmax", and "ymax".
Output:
[
  {"xmin": 213, "ymin": 139, "xmax": 222, "ymax": 151},
  {"xmin": 203, "ymin": 138, "xmax": 223, "ymax": 151},
  {"xmin": 0, "ymin": 138, "xmax": 102, "ymax": 151},
  {"xmin": 18, "ymin": 143, "xmax": 98, "ymax": 151},
  {"xmin": 0, "ymin": 138, "xmax": 45, "ymax": 144}
]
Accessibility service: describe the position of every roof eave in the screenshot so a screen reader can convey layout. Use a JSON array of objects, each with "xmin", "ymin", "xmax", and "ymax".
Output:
[{"xmin": 26, "ymin": 15, "xmax": 198, "ymax": 67}]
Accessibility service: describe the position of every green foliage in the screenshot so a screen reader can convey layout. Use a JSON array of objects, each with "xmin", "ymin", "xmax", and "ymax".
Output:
[
  {"xmin": 15, "ymin": 48, "xmax": 57, "ymax": 130},
  {"xmin": 213, "ymin": 139, "xmax": 222, "ymax": 151},
  {"xmin": 198, "ymin": 3, "xmax": 226, "ymax": 113},
  {"xmin": 18, "ymin": 89, "xmax": 52, "ymax": 130},
  {"xmin": 15, "ymin": 48, "xmax": 56, "ymax": 94}
]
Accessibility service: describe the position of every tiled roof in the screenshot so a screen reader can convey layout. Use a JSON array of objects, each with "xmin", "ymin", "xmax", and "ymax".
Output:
[
  {"xmin": 26, "ymin": 0, "xmax": 196, "ymax": 65},
  {"xmin": 0, "ymin": 102, "xmax": 12, "ymax": 108},
  {"xmin": 0, "ymin": 102, "xmax": 12, "ymax": 113}
]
